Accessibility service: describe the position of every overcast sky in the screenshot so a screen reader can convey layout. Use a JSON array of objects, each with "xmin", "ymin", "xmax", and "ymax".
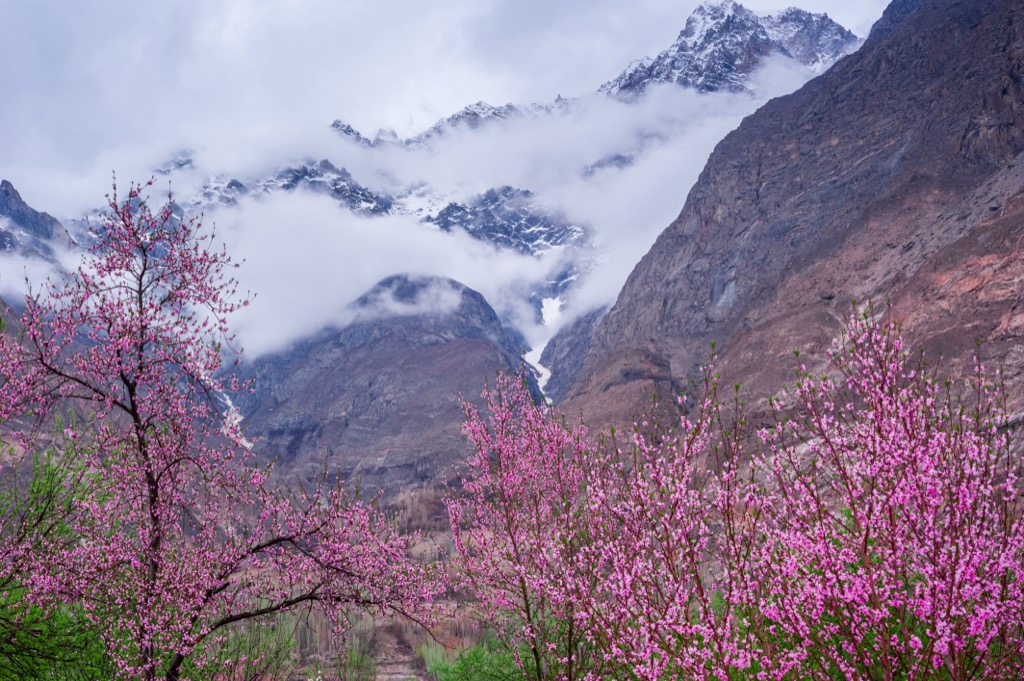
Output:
[
  {"xmin": 0, "ymin": 0, "xmax": 890, "ymax": 358},
  {"xmin": 2, "ymin": 0, "xmax": 887, "ymax": 209}
]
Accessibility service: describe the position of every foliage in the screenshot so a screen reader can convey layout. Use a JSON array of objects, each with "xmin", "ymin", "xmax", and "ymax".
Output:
[
  {"xmin": 425, "ymin": 635, "xmax": 522, "ymax": 681},
  {"xmin": 446, "ymin": 374, "xmax": 604, "ymax": 681},
  {"xmin": 175, "ymin": 613, "xmax": 296, "ymax": 681},
  {"xmin": 0, "ymin": 180, "xmax": 444, "ymax": 680},
  {"xmin": 0, "ymin": 443, "xmax": 112, "ymax": 679},
  {"xmin": 447, "ymin": 311, "xmax": 1024, "ymax": 680},
  {"xmin": 335, "ymin": 614, "xmax": 376, "ymax": 681},
  {"xmin": 753, "ymin": 315, "xmax": 1024, "ymax": 679}
]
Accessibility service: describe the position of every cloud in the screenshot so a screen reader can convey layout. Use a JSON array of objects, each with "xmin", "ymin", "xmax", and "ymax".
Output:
[
  {"xmin": 0, "ymin": 247, "xmax": 79, "ymax": 307},
  {"xmin": 332, "ymin": 75, "xmax": 796, "ymax": 324},
  {"xmin": 339, "ymin": 276, "xmax": 465, "ymax": 326},
  {"xmin": 0, "ymin": 0, "xmax": 888, "ymax": 218},
  {"xmin": 211, "ymin": 189, "xmax": 562, "ymax": 357},
  {"xmin": 193, "ymin": 54, "xmax": 816, "ymax": 360},
  {"xmin": 0, "ymin": 0, "xmax": 890, "ymax": 359},
  {"xmin": 2, "ymin": 54, "xmax": 839, "ymax": 360}
]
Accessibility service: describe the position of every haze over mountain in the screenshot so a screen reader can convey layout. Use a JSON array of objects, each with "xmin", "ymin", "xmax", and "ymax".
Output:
[{"xmin": 213, "ymin": 1, "xmax": 859, "ymax": 483}]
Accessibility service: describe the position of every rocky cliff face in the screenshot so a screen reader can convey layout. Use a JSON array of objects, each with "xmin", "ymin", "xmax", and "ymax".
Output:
[
  {"xmin": 566, "ymin": 0, "xmax": 1024, "ymax": 425},
  {"xmin": 540, "ymin": 307, "xmax": 606, "ymax": 404},
  {"xmin": 0, "ymin": 180, "xmax": 66, "ymax": 258},
  {"xmin": 239, "ymin": 275, "xmax": 532, "ymax": 493}
]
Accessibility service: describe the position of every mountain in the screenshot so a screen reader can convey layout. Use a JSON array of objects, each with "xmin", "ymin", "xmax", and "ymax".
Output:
[
  {"xmin": 539, "ymin": 306, "xmax": 606, "ymax": 404},
  {"xmin": 238, "ymin": 275, "xmax": 534, "ymax": 493},
  {"xmin": 600, "ymin": 1, "xmax": 858, "ymax": 96},
  {"xmin": 0, "ymin": 180, "xmax": 66, "ymax": 258},
  {"xmin": 193, "ymin": 159, "xmax": 393, "ymax": 216},
  {"xmin": 426, "ymin": 186, "xmax": 586, "ymax": 256},
  {"xmin": 29, "ymin": 1, "xmax": 870, "ymax": 497},
  {"xmin": 404, "ymin": 97, "xmax": 578, "ymax": 146},
  {"xmin": 564, "ymin": 0, "xmax": 1024, "ymax": 427}
]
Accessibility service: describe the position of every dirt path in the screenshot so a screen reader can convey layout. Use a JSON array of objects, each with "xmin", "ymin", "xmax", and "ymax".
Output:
[{"xmin": 374, "ymin": 621, "xmax": 430, "ymax": 681}]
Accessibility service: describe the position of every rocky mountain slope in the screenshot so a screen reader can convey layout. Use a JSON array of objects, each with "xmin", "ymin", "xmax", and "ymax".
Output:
[
  {"xmin": 237, "ymin": 275, "xmax": 532, "ymax": 493},
  {"xmin": 0, "ymin": 180, "xmax": 67, "ymax": 259},
  {"xmin": 564, "ymin": 0, "xmax": 1024, "ymax": 427},
  {"xmin": 539, "ymin": 306, "xmax": 606, "ymax": 404}
]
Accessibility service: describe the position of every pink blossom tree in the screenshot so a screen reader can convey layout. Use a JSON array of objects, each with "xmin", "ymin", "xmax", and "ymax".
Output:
[
  {"xmin": 0, "ymin": 180, "xmax": 443, "ymax": 680},
  {"xmin": 754, "ymin": 314, "xmax": 1024, "ymax": 680},
  {"xmin": 446, "ymin": 374, "xmax": 604, "ymax": 681},
  {"xmin": 447, "ymin": 371, "xmax": 760, "ymax": 681},
  {"xmin": 449, "ymin": 312, "xmax": 1024, "ymax": 680},
  {"xmin": 567, "ymin": 380, "xmax": 765, "ymax": 681}
]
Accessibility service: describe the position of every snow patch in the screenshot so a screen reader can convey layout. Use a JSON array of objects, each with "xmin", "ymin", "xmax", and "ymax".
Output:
[
  {"xmin": 541, "ymin": 297, "xmax": 563, "ymax": 327},
  {"xmin": 525, "ymin": 346, "xmax": 553, "ymax": 398}
]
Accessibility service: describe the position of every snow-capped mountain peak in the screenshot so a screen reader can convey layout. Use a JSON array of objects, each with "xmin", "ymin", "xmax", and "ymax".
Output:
[
  {"xmin": 330, "ymin": 120, "xmax": 373, "ymax": 147},
  {"xmin": 679, "ymin": 1, "xmax": 755, "ymax": 47},
  {"xmin": 761, "ymin": 8, "xmax": 860, "ymax": 73},
  {"xmin": 599, "ymin": 1, "xmax": 857, "ymax": 96},
  {"xmin": 425, "ymin": 186, "xmax": 587, "ymax": 257},
  {"xmin": 404, "ymin": 100, "xmax": 576, "ymax": 146}
]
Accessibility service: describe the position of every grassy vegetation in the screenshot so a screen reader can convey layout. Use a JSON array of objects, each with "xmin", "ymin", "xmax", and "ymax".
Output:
[{"xmin": 421, "ymin": 634, "xmax": 521, "ymax": 681}]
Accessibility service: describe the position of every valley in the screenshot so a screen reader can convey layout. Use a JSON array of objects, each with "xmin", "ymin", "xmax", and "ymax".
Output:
[{"xmin": 1, "ymin": 0, "xmax": 1023, "ymax": 678}]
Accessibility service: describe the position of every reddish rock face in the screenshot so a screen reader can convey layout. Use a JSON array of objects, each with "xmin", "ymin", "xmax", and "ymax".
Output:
[
  {"xmin": 890, "ymin": 162, "xmax": 1024, "ymax": 408},
  {"xmin": 565, "ymin": 0, "xmax": 1024, "ymax": 426}
]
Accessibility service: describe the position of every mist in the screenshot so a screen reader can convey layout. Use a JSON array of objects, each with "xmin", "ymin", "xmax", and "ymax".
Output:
[
  {"xmin": 0, "ymin": 0, "xmax": 890, "ymax": 358},
  {"xmin": 182, "ymin": 55, "xmax": 816, "ymax": 358}
]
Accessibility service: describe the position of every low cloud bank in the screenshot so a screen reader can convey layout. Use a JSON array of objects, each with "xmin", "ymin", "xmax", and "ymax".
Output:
[
  {"xmin": 0, "ymin": 0, "xmax": 878, "ymax": 360},
  {"xmin": 212, "ymin": 191, "xmax": 561, "ymax": 357},
  {"xmin": 111, "ymin": 56, "xmax": 825, "ymax": 359}
]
